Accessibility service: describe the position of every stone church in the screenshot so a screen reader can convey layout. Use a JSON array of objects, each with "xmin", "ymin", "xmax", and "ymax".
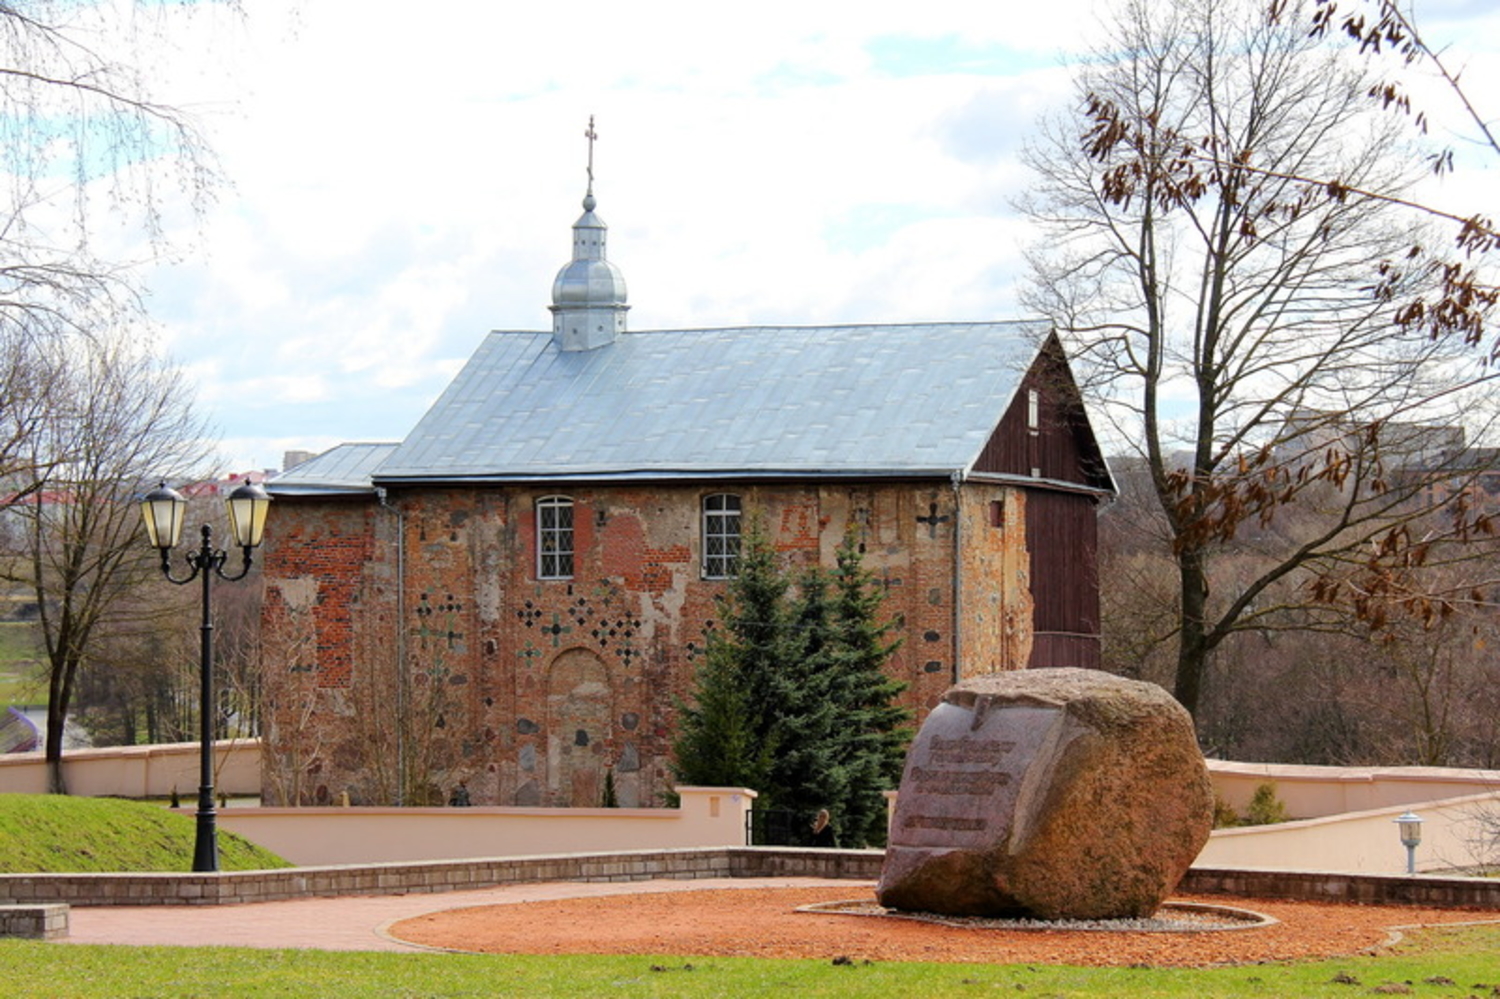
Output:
[{"xmin": 259, "ymin": 179, "xmax": 1115, "ymax": 809}]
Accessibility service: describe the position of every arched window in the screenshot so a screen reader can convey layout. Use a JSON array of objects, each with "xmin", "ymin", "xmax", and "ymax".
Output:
[
  {"xmin": 537, "ymin": 496, "xmax": 574, "ymax": 579},
  {"xmin": 702, "ymin": 493, "xmax": 742, "ymax": 579}
]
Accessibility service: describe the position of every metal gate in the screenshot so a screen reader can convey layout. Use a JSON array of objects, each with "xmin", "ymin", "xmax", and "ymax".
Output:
[{"xmin": 745, "ymin": 808, "xmax": 809, "ymax": 846}]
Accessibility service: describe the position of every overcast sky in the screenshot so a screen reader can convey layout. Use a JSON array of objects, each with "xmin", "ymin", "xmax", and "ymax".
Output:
[{"xmin": 134, "ymin": 0, "xmax": 1499, "ymax": 474}]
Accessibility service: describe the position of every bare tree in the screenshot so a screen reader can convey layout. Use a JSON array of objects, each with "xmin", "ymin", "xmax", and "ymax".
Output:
[
  {"xmin": 1300, "ymin": 0, "xmax": 1500, "ymax": 175},
  {"xmin": 0, "ymin": 2, "xmax": 222, "ymax": 513},
  {"xmin": 6, "ymin": 332, "xmax": 209, "ymax": 791},
  {"xmin": 1022, "ymin": 0, "xmax": 1500, "ymax": 718}
]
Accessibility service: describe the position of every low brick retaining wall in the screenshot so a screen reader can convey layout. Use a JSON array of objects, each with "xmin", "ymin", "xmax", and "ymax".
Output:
[
  {"xmin": 1182, "ymin": 866, "xmax": 1500, "ymax": 909},
  {"xmin": 0, "ymin": 904, "xmax": 68, "ymax": 940},
  {"xmin": 0, "ymin": 849, "xmax": 1494, "ymax": 911},
  {"xmin": 0, "ymin": 848, "xmax": 880, "ymax": 908}
]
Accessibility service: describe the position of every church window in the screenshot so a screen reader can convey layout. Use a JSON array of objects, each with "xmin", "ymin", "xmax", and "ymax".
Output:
[
  {"xmin": 537, "ymin": 496, "xmax": 574, "ymax": 579},
  {"xmin": 702, "ymin": 493, "xmax": 742, "ymax": 579}
]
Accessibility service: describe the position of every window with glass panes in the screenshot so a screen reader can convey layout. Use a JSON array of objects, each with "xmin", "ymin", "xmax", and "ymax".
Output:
[
  {"xmin": 702, "ymin": 494, "xmax": 742, "ymax": 578},
  {"xmin": 537, "ymin": 496, "xmax": 574, "ymax": 579}
]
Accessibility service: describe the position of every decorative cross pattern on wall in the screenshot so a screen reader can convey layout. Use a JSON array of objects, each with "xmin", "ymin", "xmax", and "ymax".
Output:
[
  {"xmin": 849, "ymin": 502, "xmax": 873, "ymax": 554},
  {"xmin": 415, "ymin": 593, "xmax": 464, "ymax": 650},
  {"xmin": 514, "ymin": 585, "xmax": 643, "ymax": 666},
  {"xmin": 517, "ymin": 601, "xmax": 546, "ymax": 629},
  {"xmin": 917, "ymin": 502, "xmax": 951, "ymax": 539},
  {"xmin": 685, "ymin": 618, "xmax": 717, "ymax": 662},
  {"xmin": 540, "ymin": 613, "xmax": 572, "ymax": 647}
]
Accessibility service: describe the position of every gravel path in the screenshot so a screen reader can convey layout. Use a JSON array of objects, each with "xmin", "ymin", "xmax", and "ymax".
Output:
[{"xmin": 387, "ymin": 883, "xmax": 1500, "ymax": 967}]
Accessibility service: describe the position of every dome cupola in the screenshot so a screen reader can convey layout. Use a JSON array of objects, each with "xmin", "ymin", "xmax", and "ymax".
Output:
[{"xmin": 550, "ymin": 118, "xmax": 628, "ymax": 351}]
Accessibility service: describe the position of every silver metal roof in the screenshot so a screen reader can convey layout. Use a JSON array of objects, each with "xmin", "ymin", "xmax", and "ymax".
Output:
[
  {"xmin": 268, "ymin": 442, "xmax": 400, "ymax": 495},
  {"xmin": 375, "ymin": 321, "xmax": 1049, "ymax": 482}
]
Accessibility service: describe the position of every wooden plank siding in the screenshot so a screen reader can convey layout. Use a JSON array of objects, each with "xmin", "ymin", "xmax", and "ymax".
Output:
[
  {"xmin": 972, "ymin": 333, "xmax": 1111, "ymax": 489},
  {"xmin": 1024, "ymin": 489, "xmax": 1102, "ymax": 669},
  {"xmin": 971, "ymin": 333, "xmax": 1108, "ymax": 669}
]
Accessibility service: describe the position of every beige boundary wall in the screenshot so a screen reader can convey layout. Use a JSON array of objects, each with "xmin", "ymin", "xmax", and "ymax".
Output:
[
  {"xmin": 211, "ymin": 787, "xmax": 757, "ymax": 866},
  {"xmin": 1202, "ymin": 760, "xmax": 1500, "ymax": 875},
  {"xmin": 5, "ymin": 743, "xmax": 1491, "ymax": 818},
  {"xmin": 0, "ymin": 740, "xmax": 261, "ymax": 798},
  {"xmin": 1197, "ymin": 791, "xmax": 1500, "ymax": 875},
  {"xmin": 3, "ymin": 742, "xmax": 1498, "ymax": 876},
  {"xmin": 1208, "ymin": 759, "xmax": 1500, "ymax": 818}
]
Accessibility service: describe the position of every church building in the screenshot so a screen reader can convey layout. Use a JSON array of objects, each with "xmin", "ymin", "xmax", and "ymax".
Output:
[{"xmin": 259, "ymin": 169, "xmax": 1115, "ymax": 809}]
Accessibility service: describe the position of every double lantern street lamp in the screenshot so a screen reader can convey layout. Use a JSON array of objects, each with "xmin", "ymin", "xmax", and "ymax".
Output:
[{"xmin": 139, "ymin": 481, "xmax": 270, "ymax": 873}]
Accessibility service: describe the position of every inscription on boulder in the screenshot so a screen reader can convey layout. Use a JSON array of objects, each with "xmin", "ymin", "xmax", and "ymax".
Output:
[
  {"xmin": 890, "ymin": 707, "xmax": 1055, "ymax": 853},
  {"xmin": 877, "ymin": 668, "xmax": 1213, "ymax": 920}
]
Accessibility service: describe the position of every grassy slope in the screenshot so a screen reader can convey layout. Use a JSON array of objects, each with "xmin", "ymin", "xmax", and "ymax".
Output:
[
  {"xmin": 0, "ymin": 620, "xmax": 41, "ymax": 706},
  {"xmin": 0, "ymin": 925, "xmax": 1498, "ymax": 997},
  {"xmin": 0, "ymin": 794, "xmax": 289, "ymax": 872}
]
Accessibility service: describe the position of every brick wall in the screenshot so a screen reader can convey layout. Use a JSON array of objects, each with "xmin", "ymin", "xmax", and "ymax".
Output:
[{"xmin": 260, "ymin": 480, "xmax": 1036, "ymax": 809}]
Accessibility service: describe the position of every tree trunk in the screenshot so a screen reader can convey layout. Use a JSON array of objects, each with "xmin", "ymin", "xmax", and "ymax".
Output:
[
  {"xmin": 1173, "ymin": 546, "xmax": 1210, "ymax": 718},
  {"xmin": 44, "ymin": 686, "xmax": 68, "ymax": 794}
]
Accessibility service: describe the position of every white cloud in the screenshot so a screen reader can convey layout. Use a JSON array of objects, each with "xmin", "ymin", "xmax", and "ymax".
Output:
[{"xmin": 117, "ymin": 0, "xmax": 1500, "ymax": 472}]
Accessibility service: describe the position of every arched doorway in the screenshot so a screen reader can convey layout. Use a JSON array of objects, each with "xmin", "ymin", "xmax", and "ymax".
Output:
[{"xmin": 545, "ymin": 648, "xmax": 613, "ymax": 807}]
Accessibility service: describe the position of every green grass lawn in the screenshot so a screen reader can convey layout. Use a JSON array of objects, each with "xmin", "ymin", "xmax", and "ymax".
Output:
[
  {"xmin": 0, "ymin": 794, "xmax": 289, "ymax": 872},
  {"xmin": 0, "ymin": 924, "xmax": 1498, "ymax": 997},
  {"xmin": 0, "ymin": 620, "xmax": 42, "ymax": 707}
]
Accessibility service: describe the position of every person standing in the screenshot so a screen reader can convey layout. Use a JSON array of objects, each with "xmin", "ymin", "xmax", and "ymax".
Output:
[{"xmin": 811, "ymin": 808, "xmax": 836, "ymax": 848}]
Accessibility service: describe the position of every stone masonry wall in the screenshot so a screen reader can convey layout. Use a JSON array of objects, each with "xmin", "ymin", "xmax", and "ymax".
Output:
[
  {"xmin": 261, "ymin": 497, "xmax": 398, "ymax": 806},
  {"xmin": 260, "ymin": 480, "xmax": 1034, "ymax": 808}
]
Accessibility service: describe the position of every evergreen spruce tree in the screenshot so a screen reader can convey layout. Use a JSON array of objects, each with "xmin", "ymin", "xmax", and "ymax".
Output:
[
  {"xmin": 667, "ymin": 633, "xmax": 770, "ymax": 793},
  {"xmin": 721, "ymin": 518, "xmax": 800, "ymax": 759},
  {"xmin": 825, "ymin": 535, "xmax": 910, "ymax": 847},
  {"xmin": 772, "ymin": 567, "xmax": 847, "ymax": 839},
  {"xmin": 670, "ymin": 518, "xmax": 909, "ymax": 847},
  {"xmin": 669, "ymin": 518, "xmax": 786, "ymax": 801}
]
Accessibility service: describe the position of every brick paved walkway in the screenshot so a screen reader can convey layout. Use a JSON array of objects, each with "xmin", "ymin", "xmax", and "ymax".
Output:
[{"xmin": 58, "ymin": 877, "xmax": 868, "ymax": 952}]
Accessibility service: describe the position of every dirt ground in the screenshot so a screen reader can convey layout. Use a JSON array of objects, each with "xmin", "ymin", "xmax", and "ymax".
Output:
[{"xmin": 387, "ymin": 884, "xmax": 1500, "ymax": 967}]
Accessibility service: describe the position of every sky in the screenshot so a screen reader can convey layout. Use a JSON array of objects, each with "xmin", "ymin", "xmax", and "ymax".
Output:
[{"xmin": 119, "ymin": 0, "xmax": 1500, "ymax": 474}]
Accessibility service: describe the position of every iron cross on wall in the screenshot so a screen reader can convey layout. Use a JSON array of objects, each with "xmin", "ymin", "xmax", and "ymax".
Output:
[{"xmin": 917, "ymin": 502, "xmax": 951, "ymax": 539}]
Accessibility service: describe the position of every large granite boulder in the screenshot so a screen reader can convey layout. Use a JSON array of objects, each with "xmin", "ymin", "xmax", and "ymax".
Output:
[{"xmin": 877, "ymin": 668, "xmax": 1212, "ymax": 920}]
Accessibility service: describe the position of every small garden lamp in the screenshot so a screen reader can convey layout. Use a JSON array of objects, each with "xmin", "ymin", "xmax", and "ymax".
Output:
[
  {"xmin": 1395, "ymin": 811, "xmax": 1422, "ymax": 875},
  {"xmin": 139, "ymin": 479, "xmax": 271, "ymax": 873}
]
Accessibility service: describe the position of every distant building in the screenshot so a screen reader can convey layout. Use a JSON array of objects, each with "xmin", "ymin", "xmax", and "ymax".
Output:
[
  {"xmin": 259, "ymin": 183, "xmax": 1115, "ymax": 808},
  {"xmin": 281, "ymin": 451, "xmax": 317, "ymax": 473},
  {"xmin": 178, "ymin": 470, "xmax": 271, "ymax": 500},
  {"xmin": 1277, "ymin": 408, "xmax": 1500, "ymax": 508}
]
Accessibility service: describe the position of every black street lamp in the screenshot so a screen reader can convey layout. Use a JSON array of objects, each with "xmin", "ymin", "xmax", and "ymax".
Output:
[{"xmin": 140, "ymin": 480, "xmax": 270, "ymax": 873}]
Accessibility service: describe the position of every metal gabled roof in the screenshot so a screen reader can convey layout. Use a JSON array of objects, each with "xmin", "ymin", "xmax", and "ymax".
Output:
[
  {"xmin": 374, "ymin": 321, "xmax": 1049, "ymax": 483},
  {"xmin": 268, "ymin": 442, "xmax": 400, "ymax": 495}
]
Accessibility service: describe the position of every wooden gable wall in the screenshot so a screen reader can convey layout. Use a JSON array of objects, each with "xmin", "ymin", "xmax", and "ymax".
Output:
[
  {"xmin": 972, "ymin": 333, "xmax": 1110, "ymax": 490},
  {"xmin": 973, "ymin": 332, "xmax": 1108, "ymax": 669}
]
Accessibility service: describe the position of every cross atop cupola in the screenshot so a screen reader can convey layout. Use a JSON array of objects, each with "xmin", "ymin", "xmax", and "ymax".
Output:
[{"xmin": 549, "ymin": 116, "xmax": 629, "ymax": 351}]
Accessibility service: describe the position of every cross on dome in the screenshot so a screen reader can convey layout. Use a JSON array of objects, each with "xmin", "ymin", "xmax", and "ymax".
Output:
[
  {"xmin": 550, "ymin": 115, "xmax": 628, "ymax": 350},
  {"xmin": 584, "ymin": 115, "xmax": 598, "ymax": 208}
]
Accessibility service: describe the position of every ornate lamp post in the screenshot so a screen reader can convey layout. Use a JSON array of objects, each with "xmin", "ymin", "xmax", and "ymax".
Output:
[
  {"xmin": 1395, "ymin": 811, "xmax": 1423, "ymax": 875},
  {"xmin": 140, "ymin": 480, "xmax": 270, "ymax": 873}
]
